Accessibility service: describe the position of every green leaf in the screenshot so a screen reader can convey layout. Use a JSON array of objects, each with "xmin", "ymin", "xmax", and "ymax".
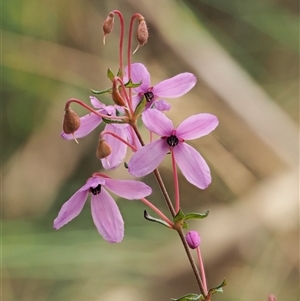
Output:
[
  {"xmin": 208, "ymin": 279, "xmax": 227, "ymax": 295},
  {"xmin": 124, "ymin": 79, "xmax": 143, "ymax": 88},
  {"xmin": 91, "ymin": 87, "xmax": 112, "ymax": 95},
  {"xmin": 173, "ymin": 209, "xmax": 185, "ymax": 223},
  {"xmin": 107, "ymin": 68, "xmax": 115, "ymax": 81},
  {"xmin": 143, "ymin": 210, "xmax": 171, "ymax": 228},
  {"xmin": 102, "ymin": 117, "xmax": 127, "ymax": 124},
  {"xmin": 171, "ymin": 293, "xmax": 203, "ymax": 301},
  {"xmin": 116, "ymin": 68, "xmax": 123, "ymax": 78},
  {"xmin": 184, "ymin": 211, "xmax": 209, "ymax": 221},
  {"xmin": 133, "ymin": 95, "xmax": 147, "ymax": 117}
]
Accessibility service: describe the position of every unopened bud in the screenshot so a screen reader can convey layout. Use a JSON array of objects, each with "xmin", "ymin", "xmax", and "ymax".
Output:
[
  {"xmin": 133, "ymin": 16, "xmax": 148, "ymax": 54},
  {"xmin": 63, "ymin": 106, "xmax": 80, "ymax": 135},
  {"xmin": 102, "ymin": 12, "xmax": 115, "ymax": 45},
  {"xmin": 96, "ymin": 138, "xmax": 112, "ymax": 159},
  {"xmin": 112, "ymin": 81, "xmax": 126, "ymax": 106},
  {"xmin": 186, "ymin": 231, "xmax": 201, "ymax": 249}
]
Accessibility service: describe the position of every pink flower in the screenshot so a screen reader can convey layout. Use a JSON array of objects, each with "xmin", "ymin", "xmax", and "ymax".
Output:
[
  {"xmin": 128, "ymin": 109, "xmax": 218, "ymax": 189},
  {"xmin": 61, "ymin": 96, "xmax": 116, "ymax": 140},
  {"xmin": 53, "ymin": 175, "xmax": 152, "ymax": 243},
  {"xmin": 125, "ymin": 63, "xmax": 197, "ymax": 111}
]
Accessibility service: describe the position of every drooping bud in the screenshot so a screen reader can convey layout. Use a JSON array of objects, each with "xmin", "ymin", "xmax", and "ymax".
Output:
[
  {"xmin": 63, "ymin": 106, "xmax": 80, "ymax": 135},
  {"xmin": 112, "ymin": 80, "xmax": 126, "ymax": 106},
  {"xmin": 96, "ymin": 138, "xmax": 112, "ymax": 159},
  {"xmin": 185, "ymin": 230, "xmax": 201, "ymax": 249},
  {"xmin": 133, "ymin": 16, "xmax": 148, "ymax": 54},
  {"xmin": 102, "ymin": 12, "xmax": 115, "ymax": 45}
]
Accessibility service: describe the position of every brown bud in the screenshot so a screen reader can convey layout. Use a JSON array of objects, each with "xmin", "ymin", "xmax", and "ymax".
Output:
[
  {"xmin": 102, "ymin": 12, "xmax": 115, "ymax": 44},
  {"xmin": 96, "ymin": 138, "xmax": 112, "ymax": 159},
  {"xmin": 63, "ymin": 106, "xmax": 80, "ymax": 134},
  {"xmin": 133, "ymin": 16, "xmax": 148, "ymax": 54},
  {"xmin": 112, "ymin": 81, "xmax": 126, "ymax": 106}
]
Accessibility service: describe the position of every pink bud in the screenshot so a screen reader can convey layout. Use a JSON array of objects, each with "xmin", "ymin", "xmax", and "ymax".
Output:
[{"xmin": 186, "ymin": 231, "xmax": 201, "ymax": 249}]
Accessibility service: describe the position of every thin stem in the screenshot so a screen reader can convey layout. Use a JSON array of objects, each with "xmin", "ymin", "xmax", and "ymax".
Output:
[
  {"xmin": 100, "ymin": 130, "xmax": 137, "ymax": 152},
  {"xmin": 65, "ymin": 98, "xmax": 127, "ymax": 122},
  {"xmin": 177, "ymin": 228, "xmax": 207, "ymax": 296},
  {"xmin": 112, "ymin": 10, "xmax": 124, "ymax": 76},
  {"xmin": 171, "ymin": 151, "xmax": 180, "ymax": 214},
  {"xmin": 196, "ymin": 245, "xmax": 208, "ymax": 295},
  {"xmin": 127, "ymin": 13, "xmax": 142, "ymax": 113},
  {"xmin": 140, "ymin": 198, "xmax": 174, "ymax": 228}
]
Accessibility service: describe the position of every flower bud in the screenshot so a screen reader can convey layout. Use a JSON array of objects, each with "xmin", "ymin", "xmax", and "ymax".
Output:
[
  {"xmin": 112, "ymin": 81, "xmax": 126, "ymax": 106},
  {"xmin": 133, "ymin": 16, "xmax": 148, "ymax": 54},
  {"xmin": 185, "ymin": 230, "xmax": 201, "ymax": 249},
  {"xmin": 63, "ymin": 106, "xmax": 80, "ymax": 135},
  {"xmin": 96, "ymin": 138, "xmax": 112, "ymax": 159},
  {"xmin": 102, "ymin": 12, "xmax": 115, "ymax": 44}
]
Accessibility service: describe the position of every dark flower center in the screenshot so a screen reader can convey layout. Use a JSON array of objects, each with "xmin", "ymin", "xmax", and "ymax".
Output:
[
  {"xmin": 166, "ymin": 135, "xmax": 179, "ymax": 147},
  {"xmin": 144, "ymin": 91, "xmax": 154, "ymax": 102},
  {"xmin": 90, "ymin": 184, "xmax": 101, "ymax": 195}
]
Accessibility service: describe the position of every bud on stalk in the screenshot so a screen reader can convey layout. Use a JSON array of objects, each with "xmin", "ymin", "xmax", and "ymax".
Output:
[
  {"xmin": 102, "ymin": 12, "xmax": 115, "ymax": 44},
  {"xmin": 96, "ymin": 138, "xmax": 112, "ymax": 159}
]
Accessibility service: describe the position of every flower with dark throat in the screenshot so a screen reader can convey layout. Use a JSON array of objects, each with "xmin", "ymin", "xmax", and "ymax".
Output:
[
  {"xmin": 53, "ymin": 175, "xmax": 152, "ymax": 243},
  {"xmin": 128, "ymin": 109, "xmax": 218, "ymax": 189},
  {"xmin": 124, "ymin": 63, "xmax": 197, "ymax": 111}
]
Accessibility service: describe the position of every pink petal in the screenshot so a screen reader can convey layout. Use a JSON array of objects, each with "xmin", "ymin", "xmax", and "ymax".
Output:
[
  {"xmin": 128, "ymin": 139, "xmax": 169, "ymax": 177},
  {"xmin": 154, "ymin": 99, "xmax": 171, "ymax": 111},
  {"xmin": 125, "ymin": 63, "xmax": 150, "ymax": 93},
  {"xmin": 174, "ymin": 143, "xmax": 211, "ymax": 189},
  {"xmin": 61, "ymin": 112, "xmax": 102, "ymax": 140},
  {"xmin": 91, "ymin": 188, "xmax": 124, "ymax": 243},
  {"xmin": 176, "ymin": 114, "xmax": 219, "ymax": 140},
  {"xmin": 104, "ymin": 178, "xmax": 152, "ymax": 199},
  {"xmin": 53, "ymin": 190, "xmax": 88, "ymax": 229},
  {"xmin": 142, "ymin": 109, "xmax": 174, "ymax": 136},
  {"xmin": 101, "ymin": 124, "xmax": 128, "ymax": 170},
  {"xmin": 153, "ymin": 73, "xmax": 196, "ymax": 98}
]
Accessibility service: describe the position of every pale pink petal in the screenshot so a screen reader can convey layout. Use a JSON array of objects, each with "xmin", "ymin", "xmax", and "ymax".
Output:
[
  {"xmin": 132, "ymin": 94, "xmax": 143, "ymax": 111},
  {"xmin": 142, "ymin": 109, "xmax": 174, "ymax": 136},
  {"xmin": 82, "ymin": 177, "xmax": 104, "ymax": 190},
  {"xmin": 174, "ymin": 143, "xmax": 211, "ymax": 189},
  {"xmin": 104, "ymin": 178, "xmax": 152, "ymax": 199},
  {"xmin": 128, "ymin": 139, "xmax": 169, "ymax": 177},
  {"xmin": 91, "ymin": 189, "xmax": 124, "ymax": 243},
  {"xmin": 61, "ymin": 112, "xmax": 102, "ymax": 140},
  {"xmin": 101, "ymin": 124, "xmax": 127, "ymax": 170},
  {"xmin": 125, "ymin": 63, "xmax": 150, "ymax": 93},
  {"xmin": 176, "ymin": 114, "xmax": 219, "ymax": 140},
  {"xmin": 53, "ymin": 190, "xmax": 88, "ymax": 229},
  {"xmin": 154, "ymin": 99, "xmax": 171, "ymax": 111},
  {"xmin": 153, "ymin": 73, "xmax": 196, "ymax": 98}
]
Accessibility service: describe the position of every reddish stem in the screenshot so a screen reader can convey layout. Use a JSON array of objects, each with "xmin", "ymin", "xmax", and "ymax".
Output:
[
  {"xmin": 100, "ymin": 130, "xmax": 137, "ymax": 152},
  {"xmin": 112, "ymin": 10, "xmax": 124, "ymax": 76},
  {"xmin": 140, "ymin": 198, "xmax": 174, "ymax": 228},
  {"xmin": 65, "ymin": 98, "xmax": 127, "ymax": 122}
]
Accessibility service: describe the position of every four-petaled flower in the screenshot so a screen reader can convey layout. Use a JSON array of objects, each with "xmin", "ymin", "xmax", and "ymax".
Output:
[
  {"xmin": 128, "ymin": 109, "xmax": 218, "ymax": 189},
  {"xmin": 125, "ymin": 63, "xmax": 197, "ymax": 111},
  {"xmin": 53, "ymin": 175, "xmax": 152, "ymax": 243}
]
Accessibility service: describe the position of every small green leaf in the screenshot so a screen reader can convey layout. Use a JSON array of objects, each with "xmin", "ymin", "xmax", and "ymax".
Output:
[
  {"xmin": 133, "ymin": 95, "xmax": 147, "ymax": 117},
  {"xmin": 116, "ymin": 68, "xmax": 123, "ymax": 78},
  {"xmin": 102, "ymin": 117, "xmax": 127, "ymax": 124},
  {"xmin": 208, "ymin": 279, "xmax": 227, "ymax": 295},
  {"xmin": 171, "ymin": 293, "xmax": 203, "ymax": 301},
  {"xmin": 184, "ymin": 211, "xmax": 209, "ymax": 221},
  {"xmin": 91, "ymin": 87, "xmax": 112, "ymax": 95},
  {"xmin": 143, "ymin": 210, "xmax": 171, "ymax": 228},
  {"xmin": 107, "ymin": 68, "xmax": 115, "ymax": 81},
  {"xmin": 173, "ymin": 209, "xmax": 185, "ymax": 223},
  {"xmin": 124, "ymin": 79, "xmax": 143, "ymax": 88}
]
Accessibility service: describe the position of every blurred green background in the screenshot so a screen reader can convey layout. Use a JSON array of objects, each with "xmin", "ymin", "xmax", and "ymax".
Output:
[{"xmin": 2, "ymin": 0, "xmax": 299, "ymax": 300}]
